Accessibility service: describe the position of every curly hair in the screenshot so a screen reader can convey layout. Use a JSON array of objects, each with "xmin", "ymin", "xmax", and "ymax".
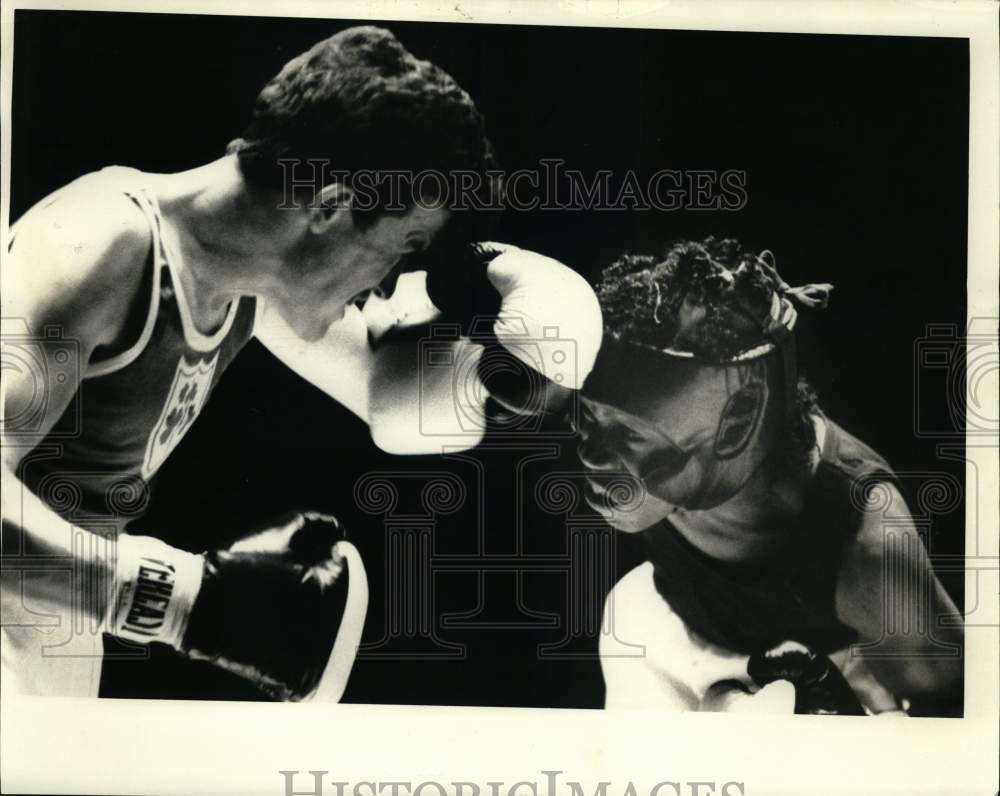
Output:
[
  {"xmin": 597, "ymin": 237, "xmax": 789, "ymax": 361},
  {"xmin": 229, "ymin": 26, "xmax": 498, "ymax": 227},
  {"xmin": 597, "ymin": 237, "xmax": 822, "ymax": 474}
]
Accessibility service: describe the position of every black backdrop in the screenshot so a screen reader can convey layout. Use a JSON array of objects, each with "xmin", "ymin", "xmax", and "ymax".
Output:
[{"xmin": 10, "ymin": 11, "xmax": 968, "ymax": 708}]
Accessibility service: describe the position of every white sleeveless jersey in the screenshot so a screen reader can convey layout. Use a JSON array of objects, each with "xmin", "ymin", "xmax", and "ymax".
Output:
[{"xmin": 2, "ymin": 167, "xmax": 256, "ymax": 697}]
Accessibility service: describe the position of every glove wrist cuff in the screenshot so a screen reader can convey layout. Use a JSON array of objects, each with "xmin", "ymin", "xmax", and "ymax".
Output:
[{"xmin": 105, "ymin": 534, "xmax": 204, "ymax": 649}]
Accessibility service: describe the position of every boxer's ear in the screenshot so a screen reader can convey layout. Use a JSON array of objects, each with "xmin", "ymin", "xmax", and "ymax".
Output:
[
  {"xmin": 310, "ymin": 181, "xmax": 354, "ymax": 233},
  {"xmin": 715, "ymin": 380, "xmax": 767, "ymax": 459}
]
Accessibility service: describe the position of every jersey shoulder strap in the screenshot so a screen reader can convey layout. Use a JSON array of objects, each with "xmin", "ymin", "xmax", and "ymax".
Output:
[{"xmin": 85, "ymin": 167, "xmax": 168, "ymax": 378}]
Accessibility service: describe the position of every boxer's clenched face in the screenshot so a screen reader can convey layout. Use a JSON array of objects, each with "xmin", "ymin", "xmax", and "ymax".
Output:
[
  {"xmin": 574, "ymin": 395, "xmax": 682, "ymax": 533},
  {"xmin": 577, "ymin": 333, "xmax": 787, "ymax": 523},
  {"xmin": 275, "ymin": 204, "xmax": 449, "ymax": 342}
]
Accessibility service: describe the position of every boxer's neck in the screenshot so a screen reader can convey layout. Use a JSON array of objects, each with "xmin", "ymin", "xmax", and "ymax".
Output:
[
  {"xmin": 666, "ymin": 415, "xmax": 826, "ymax": 563},
  {"xmin": 148, "ymin": 156, "xmax": 307, "ymax": 333}
]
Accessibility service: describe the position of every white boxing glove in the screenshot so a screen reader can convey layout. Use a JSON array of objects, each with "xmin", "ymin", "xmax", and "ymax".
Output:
[
  {"xmin": 366, "ymin": 243, "xmax": 602, "ymax": 453},
  {"xmin": 480, "ymin": 242, "xmax": 603, "ymax": 391}
]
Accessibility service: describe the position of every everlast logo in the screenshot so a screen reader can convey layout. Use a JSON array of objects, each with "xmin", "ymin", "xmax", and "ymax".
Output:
[{"xmin": 122, "ymin": 558, "xmax": 176, "ymax": 637}]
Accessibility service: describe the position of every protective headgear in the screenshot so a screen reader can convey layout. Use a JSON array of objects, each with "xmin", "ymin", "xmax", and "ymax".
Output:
[{"xmin": 583, "ymin": 251, "xmax": 831, "ymax": 510}]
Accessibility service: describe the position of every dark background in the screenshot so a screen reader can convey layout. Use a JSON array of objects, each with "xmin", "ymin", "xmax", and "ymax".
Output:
[{"xmin": 10, "ymin": 11, "xmax": 969, "ymax": 708}]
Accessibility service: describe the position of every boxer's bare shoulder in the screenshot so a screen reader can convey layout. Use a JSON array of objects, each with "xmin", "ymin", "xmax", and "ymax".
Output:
[{"xmin": 7, "ymin": 170, "xmax": 153, "ymax": 358}]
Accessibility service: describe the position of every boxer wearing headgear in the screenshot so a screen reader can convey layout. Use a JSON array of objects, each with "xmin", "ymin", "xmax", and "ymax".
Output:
[{"xmin": 585, "ymin": 238, "xmax": 962, "ymax": 716}]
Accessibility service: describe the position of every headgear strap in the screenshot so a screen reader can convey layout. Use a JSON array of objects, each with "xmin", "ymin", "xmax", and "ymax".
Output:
[
  {"xmin": 757, "ymin": 250, "xmax": 833, "ymax": 310},
  {"xmin": 729, "ymin": 250, "xmax": 833, "ymax": 347}
]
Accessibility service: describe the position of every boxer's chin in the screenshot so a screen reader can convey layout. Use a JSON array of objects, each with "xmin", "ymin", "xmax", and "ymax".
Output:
[
  {"xmin": 585, "ymin": 489, "xmax": 675, "ymax": 533},
  {"xmin": 584, "ymin": 491, "xmax": 661, "ymax": 534},
  {"xmin": 603, "ymin": 513, "xmax": 654, "ymax": 534}
]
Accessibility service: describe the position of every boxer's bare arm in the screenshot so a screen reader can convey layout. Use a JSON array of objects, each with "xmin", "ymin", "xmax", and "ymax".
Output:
[
  {"xmin": 2, "ymin": 185, "xmax": 151, "ymax": 621},
  {"xmin": 252, "ymin": 299, "xmax": 377, "ymax": 426},
  {"xmin": 257, "ymin": 248, "xmax": 601, "ymax": 456},
  {"xmin": 834, "ymin": 482, "xmax": 964, "ymax": 705},
  {"xmin": 254, "ymin": 272, "xmax": 487, "ymax": 454}
]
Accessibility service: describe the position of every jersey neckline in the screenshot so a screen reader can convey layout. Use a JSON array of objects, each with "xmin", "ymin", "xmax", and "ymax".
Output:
[{"xmin": 146, "ymin": 190, "xmax": 240, "ymax": 353}]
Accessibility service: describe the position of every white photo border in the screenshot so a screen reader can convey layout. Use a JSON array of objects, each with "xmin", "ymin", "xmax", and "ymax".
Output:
[{"xmin": 1, "ymin": 1, "xmax": 997, "ymax": 795}]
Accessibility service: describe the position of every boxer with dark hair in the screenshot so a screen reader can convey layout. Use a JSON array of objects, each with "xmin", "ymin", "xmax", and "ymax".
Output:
[
  {"xmin": 585, "ymin": 237, "xmax": 963, "ymax": 715},
  {"xmin": 228, "ymin": 26, "xmax": 497, "ymax": 228},
  {"xmin": 2, "ymin": 26, "xmax": 602, "ymax": 700}
]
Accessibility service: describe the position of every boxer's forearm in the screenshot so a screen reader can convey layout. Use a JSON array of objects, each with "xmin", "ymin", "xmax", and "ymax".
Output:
[
  {"xmin": 1, "ymin": 464, "xmax": 114, "ymax": 624},
  {"xmin": 854, "ymin": 568, "xmax": 964, "ymax": 707},
  {"xmin": 858, "ymin": 587, "xmax": 964, "ymax": 708},
  {"xmin": 836, "ymin": 486, "xmax": 965, "ymax": 710},
  {"xmin": 256, "ymin": 296, "xmax": 486, "ymax": 453},
  {"xmin": 253, "ymin": 301, "xmax": 373, "ymax": 424}
]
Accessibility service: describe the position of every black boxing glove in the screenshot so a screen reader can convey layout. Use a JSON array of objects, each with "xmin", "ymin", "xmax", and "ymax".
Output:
[
  {"xmin": 747, "ymin": 640, "xmax": 867, "ymax": 716},
  {"xmin": 105, "ymin": 512, "xmax": 368, "ymax": 702},
  {"xmin": 422, "ymin": 241, "xmax": 504, "ymax": 333}
]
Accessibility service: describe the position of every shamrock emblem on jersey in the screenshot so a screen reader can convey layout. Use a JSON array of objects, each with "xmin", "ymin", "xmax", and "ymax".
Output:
[{"xmin": 142, "ymin": 353, "xmax": 219, "ymax": 478}]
